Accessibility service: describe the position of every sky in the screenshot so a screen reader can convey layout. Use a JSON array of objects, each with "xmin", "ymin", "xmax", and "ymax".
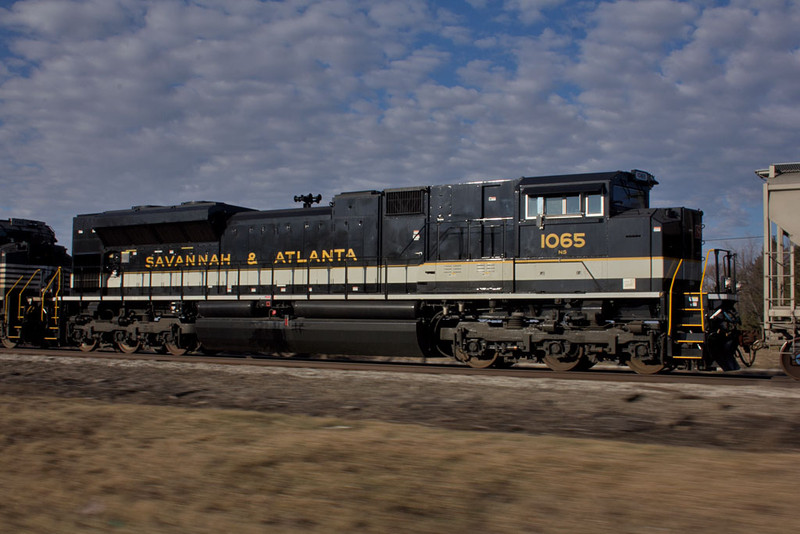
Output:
[{"xmin": 1, "ymin": 0, "xmax": 798, "ymax": 251}]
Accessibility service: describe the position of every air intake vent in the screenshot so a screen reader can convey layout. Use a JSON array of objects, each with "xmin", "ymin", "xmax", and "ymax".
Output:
[{"xmin": 386, "ymin": 190, "xmax": 425, "ymax": 216}]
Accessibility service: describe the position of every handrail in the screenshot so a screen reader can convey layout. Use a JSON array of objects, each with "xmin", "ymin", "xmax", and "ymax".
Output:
[
  {"xmin": 40, "ymin": 267, "xmax": 62, "ymax": 321},
  {"xmin": 693, "ymin": 248, "xmax": 721, "ymax": 332},
  {"xmin": 667, "ymin": 259, "xmax": 683, "ymax": 336},
  {"xmin": 16, "ymin": 269, "xmax": 40, "ymax": 320},
  {"xmin": 4, "ymin": 274, "xmax": 24, "ymax": 325},
  {"xmin": 40, "ymin": 267, "xmax": 62, "ymax": 299},
  {"xmin": 699, "ymin": 248, "xmax": 714, "ymax": 293}
]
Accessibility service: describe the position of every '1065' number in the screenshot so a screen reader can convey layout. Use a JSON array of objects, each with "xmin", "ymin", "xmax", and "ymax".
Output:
[{"xmin": 540, "ymin": 232, "xmax": 586, "ymax": 249}]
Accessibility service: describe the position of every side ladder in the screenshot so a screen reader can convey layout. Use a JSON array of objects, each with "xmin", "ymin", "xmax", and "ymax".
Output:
[
  {"xmin": 668, "ymin": 249, "xmax": 729, "ymax": 361},
  {"xmin": 41, "ymin": 267, "xmax": 62, "ymax": 342}
]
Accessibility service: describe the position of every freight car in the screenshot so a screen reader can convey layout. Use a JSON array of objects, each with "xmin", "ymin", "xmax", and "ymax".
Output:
[
  {"xmin": 0, "ymin": 219, "xmax": 71, "ymax": 348},
  {"xmin": 43, "ymin": 169, "xmax": 743, "ymax": 374},
  {"xmin": 757, "ymin": 163, "xmax": 800, "ymax": 379}
]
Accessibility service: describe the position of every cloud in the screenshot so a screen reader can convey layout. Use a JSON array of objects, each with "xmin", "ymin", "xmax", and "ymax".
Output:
[
  {"xmin": 0, "ymin": 0, "xmax": 798, "ymax": 249},
  {"xmin": 503, "ymin": 0, "xmax": 568, "ymax": 25}
]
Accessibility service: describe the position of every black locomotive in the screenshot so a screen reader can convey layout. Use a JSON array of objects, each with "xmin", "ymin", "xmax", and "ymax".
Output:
[
  {"xmin": 2, "ymin": 170, "xmax": 743, "ymax": 374},
  {"xmin": 0, "ymin": 219, "xmax": 71, "ymax": 348}
]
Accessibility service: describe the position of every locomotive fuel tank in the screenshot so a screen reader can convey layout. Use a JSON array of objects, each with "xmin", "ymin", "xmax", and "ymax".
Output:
[{"xmin": 194, "ymin": 301, "xmax": 427, "ymax": 356}]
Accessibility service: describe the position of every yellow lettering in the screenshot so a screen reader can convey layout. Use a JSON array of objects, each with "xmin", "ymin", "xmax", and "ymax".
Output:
[
  {"xmin": 146, "ymin": 256, "xmax": 154, "ymax": 268},
  {"xmin": 247, "ymin": 252, "xmax": 257, "ymax": 265},
  {"xmin": 220, "ymin": 254, "xmax": 231, "ymax": 265},
  {"xmin": 210, "ymin": 254, "xmax": 219, "ymax": 265},
  {"xmin": 198, "ymin": 254, "xmax": 208, "ymax": 264},
  {"xmin": 186, "ymin": 255, "xmax": 196, "ymax": 266},
  {"xmin": 272, "ymin": 248, "xmax": 360, "ymax": 263},
  {"xmin": 541, "ymin": 233, "xmax": 590, "ymax": 250},
  {"xmin": 155, "ymin": 256, "xmax": 165, "ymax": 267}
]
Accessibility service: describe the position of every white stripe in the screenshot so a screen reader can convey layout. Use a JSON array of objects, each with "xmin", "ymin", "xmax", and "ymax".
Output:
[{"xmin": 63, "ymin": 291, "xmax": 663, "ymax": 302}]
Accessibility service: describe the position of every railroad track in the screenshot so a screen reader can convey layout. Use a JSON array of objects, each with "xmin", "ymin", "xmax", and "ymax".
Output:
[{"xmin": 1, "ymin": 346, "xmax": 794, "ymax": 387}]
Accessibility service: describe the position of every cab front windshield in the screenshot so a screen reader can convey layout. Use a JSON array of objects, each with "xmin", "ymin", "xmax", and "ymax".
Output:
[{"xmin": 611, "ymin": 184, "xmax": 648, "ymax": 212}]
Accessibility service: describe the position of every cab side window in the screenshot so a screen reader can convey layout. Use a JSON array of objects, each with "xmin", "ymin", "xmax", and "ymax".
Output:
[{"xmin": 526, "ymin": 193, "xmax": 604, "ymax": 219}]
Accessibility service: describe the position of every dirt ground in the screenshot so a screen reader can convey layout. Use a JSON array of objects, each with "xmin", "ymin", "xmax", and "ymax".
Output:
[
  {"xmin": 1, "ymin": 350, "xmax": 800, "ymax": 533},
  {"xmin": 1, "ymin": 351, "xmax": 798, "ymax": 451}
]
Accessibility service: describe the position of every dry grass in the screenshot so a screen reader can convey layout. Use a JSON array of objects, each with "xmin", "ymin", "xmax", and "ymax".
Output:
[{"xmin": 1, "ymin": 395, "xmax": 798, "ymax": 534}]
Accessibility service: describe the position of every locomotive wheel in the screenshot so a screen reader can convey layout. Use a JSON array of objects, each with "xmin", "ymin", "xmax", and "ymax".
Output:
[
  {"xmin": 116, "ymin": 339, "xmax": 141, "ymax": 354},
  {"xmin": 627, "ymin": 356, "xmax": 665, "ymax": 375},
  {"xmin": 543, "ymin": 353, "xmax": 585, "ymax": 372},
  {"xmin": 1, "ymin": 336, "xmax": 18, "ymax": 349},
  {"xmin": 627, "ymin": 342, "xmax": 667, "ymax": 375},
  {"xmin": 165, "ymin": 340, "xmax": 187, "ymax": 356},
  {"xmin": 466, "ymin": 351, "xmax": 499, "ymax": 369},
  {"xmin": 455, "ymin": 345, "xmax": 499, "ymax": 369},
  {"xmin": 779, "ymin": 339, "xmax": 800, "ymax": 380},
  {"xmin": 543, "ymin": 344, "xmax": 585, "ymax": 372},
  {"xmin": 79, "ymin": 339, "xmax": 98, "ymax": 352}
]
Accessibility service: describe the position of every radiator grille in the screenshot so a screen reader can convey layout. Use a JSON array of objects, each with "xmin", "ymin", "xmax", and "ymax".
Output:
[{"xmin": 386, "ymin": 190, "xmax": 425, "ymax": 215}]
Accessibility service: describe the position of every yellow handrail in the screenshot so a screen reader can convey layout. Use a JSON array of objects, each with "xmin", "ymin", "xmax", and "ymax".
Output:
[
  {"xmin": 40, "ymin": 267, "xmax": 62, "ymax": 321},
  {"xmin": 673, "ymin": 249, "xmax": 718, "ymax": 335},
  {"xmin": 16, "ymin": 269, "xmax": 41, "ymax": 320},
  {"xmin": 667, "ymin": 259, "xmax": 683, "ymax": 336},
  {"xmin": 699, "ymin": 248, "xmax": 715, "ymax": 295},
  {"xmin": 694, "ymin": 248, "xmax": 719, "ymax": 332},
  {"xmin": 3, "ymin": 275, "xmax": 24, "ymax": 325}
]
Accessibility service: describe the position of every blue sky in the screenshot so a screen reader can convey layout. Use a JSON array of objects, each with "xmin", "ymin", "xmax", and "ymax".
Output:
[{"xmin": 1, "ymin": 0, "xmax": 798, "ymax": 250}]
